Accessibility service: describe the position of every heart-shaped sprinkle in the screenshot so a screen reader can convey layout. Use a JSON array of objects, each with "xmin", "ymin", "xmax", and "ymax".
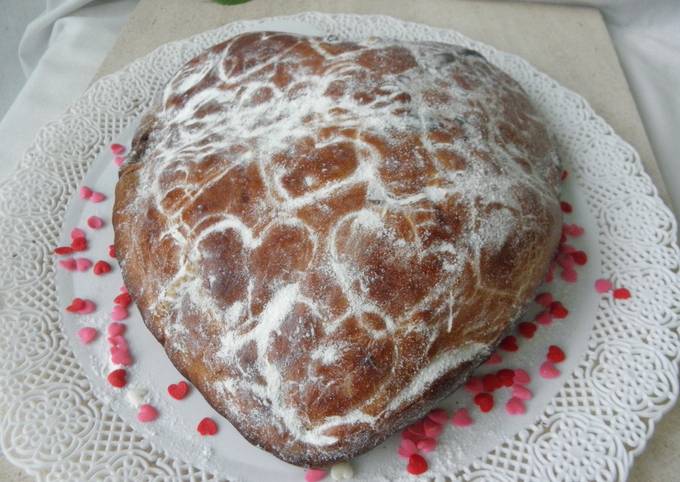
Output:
[
  {"xmin": 406, "ymin": 420, "xmax": 426, "ymax": 438},
  {"xmin": 108, "ymin": 335, "xmax": 127, "ymax": 349},
  {"xmin": 613, "ymin": 288, "xmax": 631, "ymax": 300},
  {"xmin": 137, "ymin": 404, "xmax": 158, "ymax": 423},
  {"xmin": 54, "ymin": 246, "xmax": 74, "ymax": 255},
  {"xmin": 111, "ymin": 346, "xmax": 132, "ymax": 366},
  {"xmin": 547, "ymin": 345, "xmax": 566, "ymax": 363},
  {"xmin": 71, "ymin": 228, "xmax": 86, "ymax": 240},
  {"xmin": 549, "ymin": 301, "xmax": 568, "ymax": 319},
  {"xmin": 90, "ymin": 191, "xmax": 106, "ymax": 203},
  {"xmin": 513, "ymin": 369, "xmax": 531, "ymax": 385},
  {"xmin": 559, "ymin": 243, "xmax": 577, "ymax": 254},
  {"xmin": 78, "ymin": 300, "xmax": 96, "ymax": 314},
  {"xmin": 114, "ymin": 292, "xmax": 132, "ymax": 307},
  {"xmin": 168, "ymin": 381, "xmax": 190, "ymax": 400},
  {"xmin": 406, "ymin": 454, "xmax": 428, "ymax": 475},
  {"xmin": 107, "ymin": 368, "xmax": 127, "ymax": 388},
  {"xmin": 108, "ymin": 244, "xmax": 116, "ymax": 258},
  {"xmin": 114, "ymin": 155, "xmax": 125, "ymax": 167},
  {"xmin": 534, "ymin": 292, "xmax": 553, "ymax": 307},
  {"xmin": 111, "ymin": 305, "xmax": 129, "ymax": 321},
  {"xmin": 464, "ymin": 377, "xmax": 483, "ymax": 394},
  {"xmin": 539, "ymin": 361, "xmax": 561, "ymax": 379},
  {"xmin": 571, "ymin": 250, "xmax": 588, "ymax": 265},
  {"xmin": 59, "ymin": 259, "xmax": 77, "ymax": 271},
  {"xmin": 111, "ymin": 143, "xmax": 126, "ymax": 155},
  {"xmin": 536, "ymin": 311, "xmax": 553, "ymax": 325},
  {"xmin": 93, "ymin": 260, "xmax": 112, "ymax": 275},
  {"xmin": 484, "ymin": 352, "xmax": 502, "ymax": 365},
  {"xmin": 560, "ymin": 268, "xmax": 577, "ymax": 283},
  {"xmin": 426, "ymin": 408, "xmax": 449, "ymax": 425},
  {"xmin": 71, "ymin": 237, "xmax": 88, "ymax": 252},
  {"xmin": 87, "ymin": 216, "xmax": 104, "ymax": 229},
  {"xmin": 120, "ymin": 285, "xmax": 128, "ymax": 293},
  {"xmin": 499, "ymin": 335, "xmax": 518, "ymax": 352},
  {"xmin": 563, "ymin": 223, "xmax": 584, "ymax": 237},
  {"xmin": 482, "ymin": 373, "xmax": 500, "ymax": 392},
  {"xmin": 197, "ymin": 417, "xmax": 218, "ymax": 436},
  {"xmin": 75, "ymin": 258, "xmax": 92, "ymax": 272},
  {"xmin": 512, "ymin": 384, "xmax": 533, "ymax": 400},
  {"xmin": 556, "ymin": 253, "xmax": 575, "ymax": 270},
  {"xmin": 423, "ymin": 418, "xmax": 443, "ymax": 438},
  {"xmin": 107, "ymin": 322, "xmax": 126, "ymax": 337},
  {"xmin": 304, "ymin": 468, "xmax": 327, "ymax": 482},
  {"xmin": 560, "ymin": 201, "xmax": 573, "ymax": 213},
  {"xmin": 497, "ymin": 368, "xmax": 515, "ymax": 387},
  {"xmin": 329, "ymin": 461, "xmax": 354, "ymax": 480},
  {"xmin": 473, "ymin": 393, "xmax": 494, "ymax": 413},
  {"xmin": 561, "ymin": 169, "xmax": 569, "ymax": 181},
  {"xmin": 416, "ymin": 438, "xmax": 437, "ymax": 453},
  {"xmin": 77, "ymin": 327, "xmax": 98, "ymax": 344},
  {"xmin": 126, "ymin": 386, "xmax": 148, "ymax": 406},
  {"xmin": 505, "ymin": 397, "xmax": 527, "ymax": 415},
  {"xmin": 518, "ymin": 321, "xmax": 537, "ymax": 338},
  {"xmin": 595, "ymin": 278, "xmax": 613, "ymax": 293},
  {"xmin": 79, "ymin": 186, "xmax": 93, "ymax": 199},
  {"xmin": 451, "ymin": 408, "xmax": 473, "ymax": 427},
  {"xmin": 66, "ymin": 298, "xmax": 85, "ymax": 312},
  {"xmin": 398, "ymin": 438, "xmax": 418, "ymax": 459}
]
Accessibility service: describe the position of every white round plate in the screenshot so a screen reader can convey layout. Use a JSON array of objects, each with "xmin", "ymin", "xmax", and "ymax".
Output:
[{"xmin": 1, "ymin": 12, "xmax": 679, "ymax": 482}]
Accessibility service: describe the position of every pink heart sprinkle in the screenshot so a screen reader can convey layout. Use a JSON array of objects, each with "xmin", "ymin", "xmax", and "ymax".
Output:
[
  {"xmin": 75, "ymin": 258, "xmax": 92, "ymax": 272},
  {"xmin": 539, "ymin": 361, "xmax": 561, "ymax": 379},
  {"xmin": 120, "ymin": 285, "xmax": 128, "ymax": 293},
  {"xmin": 59, "ymin": 259, "xmax": 77, "ymax": 271},
  {"xmin": 137, "ymin": 404, "xmax": 158, "ymax": 422},
  {"xmin": 423, "ymin": 418, "xmax": 443, "ymax": 438},
  {"xmin": 108, "ymin": 322, "xmax": 126, "ymax": 337},
  {"xmin": 87, "ymin": 216, "xmax": 104, "ymax": 229},
  {"xmin": 108, "ymin": 335, "xmax": 128, "ymax": 349},
  {"xmin": 398, "ymin": 438, "xmax": 418, "ymax": 458},
  {"xmin": 111, "ymin": 305, "xmax": 129, "ymax": 321},
  {"xmin": 114, "ymin": 156, "xmax": 125, "ymax": 166},
  {"xmin": 79, "ymin": 186, "xmax": 93, "ymax": 199},
  {"xmin": 111, "ymin": 346, "xmax": 132, "ymax": 366},
  {"xmin": 71, "ymin": 228, "xmax": 86, "ymax": 240},
  {"xmin": 595, "ymin": 278, "xmax": 613, "ymax": 294},
  {"xmin": 563, "ymin": 223, "xmax": 584, "ymax": 237},
  {"xmin": 505, "ymin": 397, "xmax": 527, "ymax": 415},
  {"xmin": 535, "ymin": 310, "xmax": 553, "ymax": 325},
  {"xmin": 90, "ymin": 192, "xmax": 106, "ymax": 203},
  {"xmin": 485, "ymin": 352, "xmax": 502, "ymax": 365},
  {"xmin": 304, "ymin": 468, "xmax": 327, "ymax": 482},
  {"xmin": 416, "ymin": 438, "xmax": 437, "ymax": 453},
  {"xmin": 426, "ymin": 408, "xmax": 449, "ymax": 425},
  {"xmin": 77, "ymin": 327, "xmax": 98, "ymax": 344},
  {"xmin": 451, "ymin": 408, "xmax": 473, "ymax": 427},
  {"xmin": 561, "ymin": 268, "xmax": 578, "ymax": 283},
  {"xmin": 464, "ymin": 377, "xmax": 484, "ymax": 394},
  {"xmin": 75, "ymin": 300, "xmax": 96, "ymax": 314},
  {"xmin": 512, "ymin": 384, "xmax": 533, "ymax": 400},
  {"xmin": 513, "ymin": 369, "xmax": 531, "ymax": 385}
]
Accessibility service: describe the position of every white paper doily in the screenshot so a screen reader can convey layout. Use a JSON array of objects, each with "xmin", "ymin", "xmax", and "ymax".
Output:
[{"xmin": 1, "ymin": 12, "xmax": 679, "ymax": 482}]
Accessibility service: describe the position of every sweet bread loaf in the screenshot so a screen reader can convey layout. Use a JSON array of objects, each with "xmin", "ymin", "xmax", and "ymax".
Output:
[{"xmin": 113, "ymin": 32, "xmax": 562, "ymax": 466}]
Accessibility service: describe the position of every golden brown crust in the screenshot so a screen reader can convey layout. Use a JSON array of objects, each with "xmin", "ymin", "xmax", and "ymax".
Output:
[{"xmin": 113, "ymin": 32, "xmax": 562, "ymax": 466}]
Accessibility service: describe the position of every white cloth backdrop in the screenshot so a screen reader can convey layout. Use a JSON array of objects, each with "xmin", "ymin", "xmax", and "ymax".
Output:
[{"xmin": 0, "ymin": 0, "xmax": 678, "ymax": 215}]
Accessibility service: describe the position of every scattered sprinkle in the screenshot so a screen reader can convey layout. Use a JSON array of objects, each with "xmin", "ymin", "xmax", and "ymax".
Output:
[
  {"xmin": 197, "ymin": 417, "xmax": 218, "ymax": 436},
  {"xmin": 547, "ymin": 345, "xmax": 566, "ymax": 363},
  {"xmin": 71, "ymin": 228, "xmax": 86, "ymax": 240},
  {"xmin": 484, "ymin": 352, "xmax": 502, "ymax": 365},
  {"xmin": 304, "ymin": 468, "xmax": 327, "ymax": 482},
  {"xmin": 613, "ymin": 288, "xmax": 631, "ymax": 300},
  {"xmin": 87, "ymin": 216, "xmax": 104, "ymax": 229},
  {"xmin": 59, "ymin": 259, "xmax": 77, "ymax": 271},
  {"xmin": 329, "ymin": 461, "xmax": 354, "ymax": 480},
  {"xmin": 168, "ymin": 381, "xmax": 190, "ymax": 400},
  {"xmin": 416, "ymin": 438, "xmax": 437, "ymax": 453},
  {"xmin": 107, "ymin": 322, "xmax": 126, "ymax": 337},
  {"xmin": 511, "ymin": 384, "xmax": 533, "ymax": 401},
  {"xmin": 549, "ymin": 301, "xmax": 568, "ymax": 319},
  {"xmin": 464, "ymin": 377, "xmax": 483, "ymax": 394},
  {"xmin": 79, "ymin": 186, "xmax": 93, "ymax": 199},
  {"xmin": 137, "ymin": 404, "xmax": 158, "ymax": 423},
  {"xmin": 111, "ymin": 305, "xmax": 129, "ymax": 321},
  {"xmin": 539, "ymin": 361, "xmax": 561, "ymax": 379},
  {"xmin": 451, "ymin": 408, "xmax": 473, "ymax": 427},
  {"xmin": 426, "ymin": 408, "xmax": 449, "ymax": 425},
  {"xmin": 90, "ymin": 192, "xmax": 106, "ymax": 203},
  {"xmin": 534, "ymin": 292, "xmax": 553, "ymax": 307},
  {"xmin": 114, "ymin": 155, "xmax": 125, "ymax": 167},
  {"xmin": 473, "ymin": 392, "xmax": 494, "ymax": 413},
  {"xmin": 108, "ymin": 244, "xmax": 116, "ymax": 258},
  {"xmin": 406, "ymin": 454, "xmax": 428, "ymax": 475},
  {"xmin": 505, "ymin": 397, "xmax": 527, "ymax": 415},
  {"xmin": 513, "ymin": 369, "xmax": 531, "ymax": 385},
  {"xmin": 71, "ymin": 236, "xmax": 88, "ymax": 252},
  {"xmin": 75, "ymin": 258, "xmax": 92, "ymax": 272},
  {"xmin": 560, "ymin": 201, "xmax": 573, "ymax": 213},
  {"xmin": 114, "ymin": 292, "xmax": 132, "ymax": 308},
  {"xmin": 595, "ymin": 278, "xmax": 613, "ymax": 293},
  {"xmin": 53, "ymin": 246, "xmax": 74, "ymax": 255},
  {"xmin": 93, "ymin": 260, "xmax": 112, "ymax": 275},
  {"xmin": 107, "ymin": 368, "xmax": 127, "ymax": 388},
  {"xmin": 499, "ymin": 335, "xmax": 518, "ymax": 352},
  {"xmin": 77, "ymin": 327, "xmax": 98, "ymax": 344},
  {"xmin": 518, "ymin": 321, "xmax": 537, "ymax": 338},
  {"xmin": 110, "ymin": 143, "xmax": 126, "ymax": 155}
]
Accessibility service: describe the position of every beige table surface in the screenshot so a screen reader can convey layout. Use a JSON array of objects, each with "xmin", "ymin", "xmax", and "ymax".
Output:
[{"xmin": 4, "ymin": 0, "xmax": 678, "ymax": 480}]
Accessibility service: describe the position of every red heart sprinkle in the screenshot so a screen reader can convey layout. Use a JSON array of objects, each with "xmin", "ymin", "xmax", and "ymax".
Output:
[
  {"xmin": 114, "ymin": 292, "xmax": 132, "ymax": 307},
  {"xmin": 71, "ymin": 228, "xmax": 86, "ymax": 240},
  {"xmin": 71, "ymin": 237, "xmax": 88, "ymax": 252},
  {"xmin": 560, "ymin": 201, "xmax": 573, "ymax": 213},
  {"xmin": 406, "ymin": 454, "xmax": 428, "ymax": 475},
  {"xmin": 499, "ymin": 335, "xmax": 518, "ymax": 352},
  {"xmin": 108, "ymin": 244, "xmax": 116, "ymax": 258},
  {"xmin": 426, "ymin": 408, "xmax": 449, "ymax": 425},
  {"xmin": 406, "ymin": 420, "xmax": 426, "ymax": 438},
  {"xmin": 497, "ymin": 368, "xmax": 515, "ymax": 387},
  {"xmin": 107, "ymin": 368, "xmax": 127, "ymax": 388},
  {"xmin": 473, "ymin": 392, "xmax": 494, "ymax": 413},
  {"xmin": 571, "ymin": 251, "xmax": 588, "ymax": 265},
  {"xmin": 485, "ymin": 352, "xmax": 502, "ymax": 365},
  {"xmin": 482, "ymin": 373, "xmax": 500, "ymax": 392},
  {"xmin": 464, "ymin": 377, "xmax": 484, "ymax": 394},
  {"xmin": 518, "ymin": 322, "xmax": 537, "ymax": 339},
  {"xmin": 422, "ymin": 418, "xmax": 443, "ymax": 438},
  {"xmin": 534, "ymin": 292, "xmax": 553, "ymax": 307},
  {"xmin": 93, "ymin": 260, "xmax": 112, "ymax": 275},
  {"xmin": 613, "ymin": 288, "xmax": 631, "ymax": 300},
  {"xmin": 561, "ymin": 170, "xmax": 569, "ymax": 181},
  {"xmin": 535, "ymin": 310, "xmax": 553, "ymax": 325},
  {"xmin": 54, "ymin": 246, "xmax": 74, "ymax": 255},
  {"xmin": 111, "ymin": 143, "xmax": 126, "ymax": 155},
  {"xmin": 547, "ymin": 345, "xmax": 566, "ymax": 363},
  {"xmin": 549, "ymin": 301, "xmax": 569, "ymax": 319},
  {"xmin": 168, "ymin": 381, "xmax": 190, "ymax": 400},
  {"xmin": 197, "ymin": 417, "xmax": 218, "ymax": 436},
  {"xmin": 66, "ymin": 298, "xmax": 85, "ymax": 312}
]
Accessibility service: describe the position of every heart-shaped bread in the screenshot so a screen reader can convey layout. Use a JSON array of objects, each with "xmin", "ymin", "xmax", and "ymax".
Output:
[{"xmin": 113, "ymin": 32, "xmax": 562, "ymax": 466}]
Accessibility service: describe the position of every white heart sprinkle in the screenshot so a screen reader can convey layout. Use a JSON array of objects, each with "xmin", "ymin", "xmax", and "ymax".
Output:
[{"xmin": 330, "ymin": 461, "xmax": 354, "ymax": 480}]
